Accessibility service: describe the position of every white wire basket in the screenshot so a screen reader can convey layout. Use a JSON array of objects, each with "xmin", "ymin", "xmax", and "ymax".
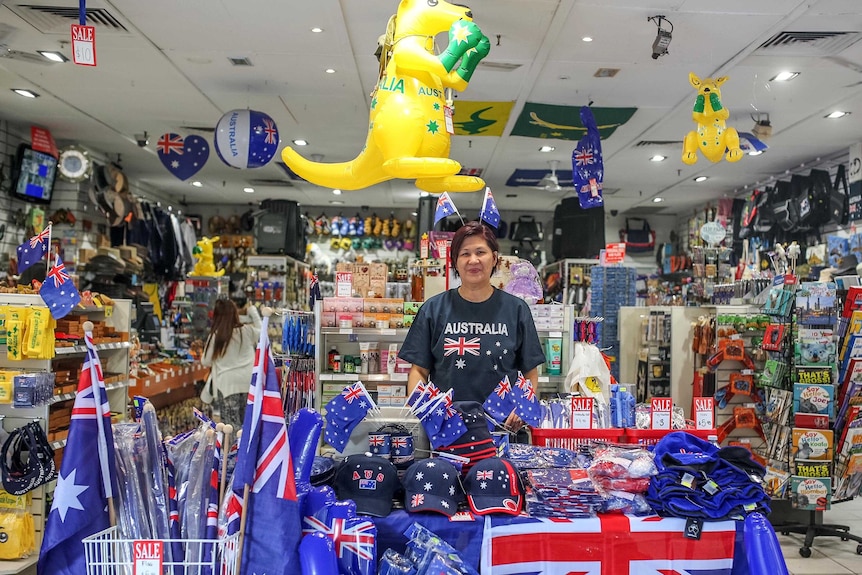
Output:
[{"xmin": 83, "ymin": 526, "xmax": 240, "ymax": 575}]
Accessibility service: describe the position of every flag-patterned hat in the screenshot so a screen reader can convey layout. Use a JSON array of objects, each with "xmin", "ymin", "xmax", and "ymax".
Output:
[
  {"xmin": 464, "ymin": 457, "xmax": 524, "ymax": 516},
  {"xmin": 403, "ymin": 458, "xmax": 464, "ymax": 517}
]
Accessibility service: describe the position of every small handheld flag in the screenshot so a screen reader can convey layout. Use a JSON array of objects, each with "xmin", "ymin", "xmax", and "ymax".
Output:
[
  {"xmin": 478, "ymin": 187, "xmax": 501, "ymax": 228},
  {"xmin": 434, "ymin": 192, "xmax": 461, "ymax": 226}
]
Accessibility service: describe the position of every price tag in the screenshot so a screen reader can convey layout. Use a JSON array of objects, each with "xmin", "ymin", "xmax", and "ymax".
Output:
[
  {"xmin": 444, "ymin": 105, "xmax": 454, "ymax": 134},
  {"xmin": 71, "ymin": 24, "xmax": 97, "ymax": 67},
  {"xmin": 694, "ymin": 397, "xmax": 714, "ymax": 430},
  {"xmin": 335, "ymin": 272, "xmax": 353, "ymax": 297},
  {"xmin": 604, "ymin": 242, "xmax": 626, "ymax": 265},
  {"xmin": 104, "ymin": 305, "xmax": 113, "ymax": 318},
  {"xmin": 133, "ymin": 540, "xmax": 163, "ymax": 575},
  {"xmin": 651, "ymin": 397, "xmax": 672, "ymax": 429},
  {"xmin": 570, "ymin": 397, "xmax": 593, "ymax": 429}
]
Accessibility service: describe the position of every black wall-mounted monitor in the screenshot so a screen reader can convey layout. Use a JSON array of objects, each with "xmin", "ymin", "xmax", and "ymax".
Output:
[{"xmin": 10, "ymin": 144, "xmax": 58, "ymax": 204}]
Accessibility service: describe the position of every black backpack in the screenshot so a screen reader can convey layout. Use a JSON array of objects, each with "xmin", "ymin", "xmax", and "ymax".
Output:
[
  {"xmin": 830, "ymin": 164, "xmax": 849, "ymax": 226},
  {"xmin": 805, "ymin": 169, "xmax": 834, "ymax": 227}
]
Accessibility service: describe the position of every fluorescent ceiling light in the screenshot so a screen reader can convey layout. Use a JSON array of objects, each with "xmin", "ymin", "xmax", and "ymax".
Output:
[
  {"xmin": 582, "ymin": 36, "xmax": 593, "ymax": 42},
  {"xmin": 539, "ymin": 145, "xmax": 555, "ymax": 152},
  {"xmin": 330, "ymin": 200, "xmax": 344, "ymax": 205},
  {"xmin": 694, "ymin": 176, "xmax": 708, "ymax": 183},
  {"xmin": 332, "ymin": 189, "xmax": 342, "ymax": 195},
  {"xmin": 12, "ymin": 89, "xmax": 38, "ymax": 98},
  {"xmin": 191, "ymin": 181, "xmax": 203, "ymax": 187},
  {"xmin": 325, "ymin": 68, "xmax": 336, "ymax": 74},
  {"xmin": 293, "ymin": 139, "xmax": 308, "ymax": 146},
  {"xmin": 652, "ymin": 197, "xmax": 664, "ymax": 203},
  {"xmin": 748, "ymin": 150, "xmax": 763, "ymax": 156},
  {"xmin": 311, "ymin": 27, "xmax": 323, "ymax": 33},
  {"xmin": 243, "ymin": 187, "xmax": 254, "ymax": 193},
  {"xmin": 38, "ymin": 51, "xmax": 68, "ymax": 62},
  {"xmin": 770, "ymin": 71, "xmax": 799, "ymax": 82},
  {"xmin": 826, "ymin": 111, "xmax": 849, "ymax": 119},
  {"xmin": 650, "ymin": 155, "xmax": 666, "ymax": 162}
]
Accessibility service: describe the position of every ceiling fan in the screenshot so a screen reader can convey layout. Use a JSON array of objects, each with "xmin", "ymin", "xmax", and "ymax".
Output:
[
  {"xmin": 0, "ymin": 23, "xmax": 57, "ymax": 65},
  {"xmin": 534, "ymin": 160, "xmax": 572, "ymax": 193}
]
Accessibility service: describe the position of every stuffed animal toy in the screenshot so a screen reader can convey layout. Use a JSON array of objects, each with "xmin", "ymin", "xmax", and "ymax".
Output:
[
  {"xmin": 682, "ymin": 73, "xmax": 743, "ymax": 165},
  {"xmin": 503, "ymin": 260, "xmax": 543, "ymax": 304},
  {"xmin": 282, "ymin": 0, "xmax": 490, "ymax": 193},
  {"xmin": 191, "ymin": 236, "xmax": 225, "ymax": 277}
]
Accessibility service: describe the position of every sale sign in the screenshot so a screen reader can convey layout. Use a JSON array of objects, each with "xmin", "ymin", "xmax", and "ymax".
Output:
[
  {"xmin": 71, "ymin": 24, "xmax": 97, "ymax": 66},
  {"xmin": 651, "ymin": 397, "xmax": 672, "ymax": 429},
  {"xmin": 604, "ymin": 242, "xmax": 626, "ymax": 265},
  {"xmin": 693, "ymin": 397, "xmax": 715, "ymax": 430},
  {"xmin": 335, "ymin": 272, "xmax": 353, "ymax": 297},
  {"xmin": 570, "ymin": 396, "xmax": 594, "ymax": 429},
  {"xmin": 133, "ymin": 540, "xmax": 163, "ymax": 575}
]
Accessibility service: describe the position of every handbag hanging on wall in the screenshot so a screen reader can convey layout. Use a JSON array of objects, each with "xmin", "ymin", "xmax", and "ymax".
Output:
[{"xmin": 620, "ymin": 218, "xmax": 656, "ymax": 253}]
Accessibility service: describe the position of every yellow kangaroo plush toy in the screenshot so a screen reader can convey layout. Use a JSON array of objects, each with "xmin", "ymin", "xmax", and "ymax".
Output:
[
  {"xmin": 682, "ymin": 73, "xmax": 743, "ymax": 165},
  {"xmin": 282, "ymin": 0, "xmax": 490, "ymax": 193},
  {"xmin": 191, "ymin": 236, "xmax": 225, "ymax": 277}
]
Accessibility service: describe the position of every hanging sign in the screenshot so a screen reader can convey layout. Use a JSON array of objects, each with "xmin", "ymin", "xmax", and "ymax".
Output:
[
  {"xmin": 71, "ymin": 24, "xmax": 97, "ymax": 66},
  {"xmin": 570, "ymin": 396, "xmax": 594, "ymax": 429},
  {"xmin": 133, "ymin": 540, "xmax": 163, "ymax": 575},
  {"xmin": 694, "ymin": 397, "xmax": 715, "ymax": 430},
  {"xmin": 650, "ymin": 397, "xmax": 672, "ymax": 429}
]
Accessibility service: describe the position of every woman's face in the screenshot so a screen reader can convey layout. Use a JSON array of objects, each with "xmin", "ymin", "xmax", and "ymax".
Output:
[{"xmin": 455, "ymin": 235, "xmax": 497, "ymax": 286}]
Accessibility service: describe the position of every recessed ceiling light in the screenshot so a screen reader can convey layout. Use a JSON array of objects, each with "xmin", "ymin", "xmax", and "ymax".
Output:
[
  {"xmin": 293, "ymin": 139, "xmax": 308, "ymax": 146},
  {"xmin": 311, "ymin": 27, "xmax": 323, "ymax": 33},
  {"xmin": 243, "ymin": 187, "xmax": 255, "ymax": 193},
  {"xmin": 332, "ymin": 189, "xmax": 342, "ymax": 195},
  {"xmin": 12, "ymin": 89, "xmax": 38, "ymax": 98},
  {"xmin": 652, "ymin": 197, "xmax": 664, "ymax": 203},
  {"xmin": 826, "ymin": 111, "xmax": 849, "ymax": 119},
  {"xmin": 37, "ymin": 50, "xmax": 67, "ymax": 63},
  {"xmin": 582, "ymin": 36, "xmax": 593, "ymax": 42},
  {"xmin": 770, "ymin": 71, "xmax": 799, "ymax": 82},
  {"xmin": 539, "ymin": 145, "xmax": 555, "ymax": 152},
  {"xmin": 325, "ymin": 68, "xmax": 336, "ymax": 74},
  {"xmin": 420, "ymin": 191, "xmax": 430, "ymax": 197},
  {"xmin": 748, "ymin": 150, "xmax": 763, "ymax": 156},
  {"xmin": 694, "ymin": 176, "xmax": 708, "ymax": 183},
  {"xmin": 191, "ymin": 181, "xmax": 203, "ymax": 187},
  {"xmin": 650, "ymin": 155, "xmax": 666, "ymax": 162},
  {"xmin": 330, "ymin": 200, "xmax": 344, "ymax": 205}
]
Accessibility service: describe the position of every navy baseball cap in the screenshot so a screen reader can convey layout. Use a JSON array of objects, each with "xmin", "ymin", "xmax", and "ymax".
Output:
[
  {"xmin": 464, "ymin": 457, "xmax": 525, "ymax": 516},
  {"xmin": 403, "ymin": 458, "xmax": 465, "ymax": 517},
  {"xmin": 334, "ymin": 454, "xmax": 400, "ymax": 517}
]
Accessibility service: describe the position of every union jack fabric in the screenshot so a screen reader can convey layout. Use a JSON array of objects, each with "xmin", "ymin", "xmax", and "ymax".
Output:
[
  {"xmin": 574, "ymin": 147, "xmax": 596, "ymax": 166},
  {"xmin": 443, "ymin": 336, "xmax": 482, "ymax": 356},
  {"xmin": 158, "ymin": 133, "xmax": 185, "ymax": 155},
  {"xmin": 482, "ymin": 514, "xmax": 736, "ymax": 574},
  {"xmin": 303, "ymin": 514, "xmax": 377, "ymax": 574}
]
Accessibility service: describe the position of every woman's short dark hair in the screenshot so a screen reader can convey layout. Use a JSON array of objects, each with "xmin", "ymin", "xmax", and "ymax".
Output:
[{"xmin": 449, "ymin": 220, "xmax": 500, "ymax": 276}]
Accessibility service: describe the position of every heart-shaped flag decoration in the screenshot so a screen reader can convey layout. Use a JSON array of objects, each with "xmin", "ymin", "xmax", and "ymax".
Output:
[{"xmin": 157, "ymin": 133, "xmax": 210, "ymax": 180}]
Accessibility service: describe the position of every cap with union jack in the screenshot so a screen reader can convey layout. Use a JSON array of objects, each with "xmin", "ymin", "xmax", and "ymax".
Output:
[
  {"xmin": 334, "ymin": 454, "xmax": 400, "ymax": 518},
  {"xmin": 464, "ymin": 457, "xmax": 525, "ymax": 516},
  {"xmin": 403, "ymin": 458, "xmax": 465, "ymax": 517}
]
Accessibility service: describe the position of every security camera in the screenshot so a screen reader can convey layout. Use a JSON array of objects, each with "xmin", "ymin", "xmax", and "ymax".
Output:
[
  {"xmin": 610, "ymin": 209, "xmax": 619, "ymax": 217},
  {"xmin": 648, "ymin": 15, "xmax": 672, "ymax": 60},
  {"xmin": 135, "ymin": 132, "xmax": 149, "ymax": 147}
]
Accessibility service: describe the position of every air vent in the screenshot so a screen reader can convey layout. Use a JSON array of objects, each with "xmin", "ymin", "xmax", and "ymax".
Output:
[
  {"xmin": 635, "ymin": 140, "xmax": 683, "ymax": 147},
  {"xmin": 179, "ymin": 125, "xmax": 216, "ymax": 133},
  {"xmin": 594, "ymin": 68, "xmax": 620, "ymax": 78},
  {"xmin": 246, "ymin": 179, "xmax": 293, "ymax": 187},
  {"xmin": 8, "ymin": 4, "xmax": 127, "ymax": 33},
  {"xmin": 228, "ymin": 56, "xmax": 253, "ymax": 66},
  {"xmin": 478, "ymin": 61, "xmax": 521, "ymax": 71},
  {"xmin": 757, "ymin": 31, "xmax": 862, "ymax": 56}
]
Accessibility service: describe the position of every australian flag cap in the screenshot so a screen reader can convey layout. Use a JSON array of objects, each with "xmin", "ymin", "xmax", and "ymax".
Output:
[
  {"xmin": 333, "ymin": 454, "xmax": 400, "ymax": 517},
  {"xmin": 464, "ymin": 457, "xmax": 524, "ymax": 516},
  {"xmin": 403, "ymin": 458, "xmax": 465, "ymax": 517}
]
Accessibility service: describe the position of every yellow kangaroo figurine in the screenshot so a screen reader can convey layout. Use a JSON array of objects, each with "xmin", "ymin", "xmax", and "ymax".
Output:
[
  {"xmin": 191, "ymin": 236, "xmax": 225, "ymax": 277},
  {"xmin": 282, "ymin": 0, "xmax": 490, "ymax": 193},
  {"xmin": 682, "ymin": 73, "xmax": 743, "ymax": 165}
]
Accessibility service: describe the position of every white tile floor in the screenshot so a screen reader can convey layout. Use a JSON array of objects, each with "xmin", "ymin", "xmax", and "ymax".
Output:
[{"xmin": 777, "ymin": 496, "xmax": 862, "ymax": 575}]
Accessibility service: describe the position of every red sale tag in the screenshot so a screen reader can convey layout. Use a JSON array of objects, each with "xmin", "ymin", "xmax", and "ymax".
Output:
[
  {"xmin": 133, "ymin": 540, "xmax": 163, "ymax": 575},
  {"xmin": 570, "ymin": 397, "xmax": 594, "ymax": 429},
  {"xmin": 71, "ymin": 24, "xmax": 97, "ymax": 66},
  {"xmin": 694, "ymin": 397, "xmax": 714, "ymax": 430},
  {"xmin": 604, "ymin": 242, "xmax": 626, "ymax": 264},
  {"xmin": 335, "ymin": 272, "xmax": 353, "ymax": 297},
  {"xmin": 651, "ymin": 397, "xmax": 672, "ymax": 430}
]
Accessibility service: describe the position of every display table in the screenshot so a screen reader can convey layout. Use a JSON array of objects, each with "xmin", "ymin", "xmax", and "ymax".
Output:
[{"xmin": 374, "ymin": 511, "xmax": 749, "ymax": 575}]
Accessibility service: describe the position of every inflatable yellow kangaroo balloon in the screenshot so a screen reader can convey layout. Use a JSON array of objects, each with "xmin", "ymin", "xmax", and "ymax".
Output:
[
  {"xmin": 191, "ymin": 236, "xmax": 225, "ymax": 277},
  {"xmin": 282, "ymin": 0, "xmax": 490, "ymax": 193},
  {"xmin": 682, "ymin": 73, "xmax": 743, "ymax": 165}
]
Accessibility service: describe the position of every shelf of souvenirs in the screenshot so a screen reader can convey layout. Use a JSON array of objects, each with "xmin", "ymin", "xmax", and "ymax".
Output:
[
  {"xmin": 54, "ymin": 340, "xmax": 132, "ymax": 354},
  {"xmin": 50, "ymin": 377, "xmax": 130, "ymax": 405},
  {"xmin": 129, "ymin": 361, "xmax": 209, "ymax": 398}
]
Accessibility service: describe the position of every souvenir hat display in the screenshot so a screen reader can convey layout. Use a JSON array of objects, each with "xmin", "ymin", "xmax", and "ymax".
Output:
[
  {"xmin": 463, "ymin": 457, "xmax": 525, "ymax": 516},
  {"xmin": 0, "ymin": 422, "xmax": 57, "ymax": 496},
  {"xmin": 402, "ymin": 458, "xmax": 465, "ymax": 517},
  {"xmin": 333, "ymin": 453, "xmax": 400, "ymax": 517}
]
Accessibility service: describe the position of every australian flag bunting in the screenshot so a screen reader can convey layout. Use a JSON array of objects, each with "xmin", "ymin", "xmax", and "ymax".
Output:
[
  {"xmin": 37, "ymin": 330, "xmax": 117, "ymax": 575},
  {"xmin": 478, "ymin": 187, "xmax": 501, "ymax": 228},
  {"xmin": 39, "ymin": 255, "xmax": 81, "ymax": 319},
  {"xmin": 16, "ymin": 225, "xmax": 50, "ymax": 274},
  {"xmin": 231, "ymin": 313, "xmax": 301, "ymax": 575}
]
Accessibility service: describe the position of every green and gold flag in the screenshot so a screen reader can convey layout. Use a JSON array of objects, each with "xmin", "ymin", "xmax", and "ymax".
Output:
[{"xmin": 511, "ymin": 103, "xmax": 637, "ymax": 140}]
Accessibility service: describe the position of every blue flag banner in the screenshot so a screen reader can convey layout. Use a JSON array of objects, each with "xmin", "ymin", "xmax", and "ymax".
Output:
[
  {"xmin": 39, "ymin": 255, "xmax": 81, "ymax": 319},
  {"xmin": 323, "ymin": 382, "xmax": 375, "ymax": 452},
  {"xmin": 434, "ymin": 192, "xmax": 459, "ymax": 226},
  {"xmin": 232, "ymin": 314, "xmax": 302, "ymax": 575},
  {"xmin": 38, "ymin": 331, "xmax": 117, "ymax": 575},
  {"xmin": 479, "ymin": 187, "xmax": 501, "ymax": 228},
  {"xmin": 512, "ymin": 371, "xmax": 541, "ymax": 426},
  {"xmin": 483, "ymin": 375, "xmax": 517, "ymax": 425},
  {"xmin": 16, "ymin": 225, "xmax": 50, "ymax": 275}
]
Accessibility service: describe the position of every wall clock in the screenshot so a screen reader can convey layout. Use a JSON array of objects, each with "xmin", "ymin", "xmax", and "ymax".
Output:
[{"xmin": 58, "ymin": 146, "xmax": 92, "ymax": 183}]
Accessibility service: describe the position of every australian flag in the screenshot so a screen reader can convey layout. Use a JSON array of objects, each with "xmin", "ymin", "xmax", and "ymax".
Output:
[
  {"xmin": 423, "ymin": 389, "xmax": 468, "ymax": 449},
  {"xmin": 231, "ymin": 313, "xmax": 301, "ymax": 575},
  {"xmin": 434, "ymin": 192, "xmax": 460, "ymax": 226},
  {"xmin": 479, "ymin": 187, "xmax": 501, "ymax": 228},
  {"xmin": 323, "ymin": 382, "xmax": 375, "ymax": 452},
  {"xmin": 38, "ymin": 330, "xmax": 117, "ymax": 575},
  {"xmin": 483, "ymin": 375, "xmax": 517, "ymax": 425},
  {"xmin": 16, "ymin": 225, "xmax": 50, "ymax": 274},
  {"xmin": 39, "ymin": 255, "xmax": 81, "ymax": 319},
  {"xmin": 512, "ymin": 371, "xmax": 541, "ymax": 426}
]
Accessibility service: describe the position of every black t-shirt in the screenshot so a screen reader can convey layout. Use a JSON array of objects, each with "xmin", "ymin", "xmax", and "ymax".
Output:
[{"xmin": 398, "ymin": 288, "xmax": 546, "ymax": 404}]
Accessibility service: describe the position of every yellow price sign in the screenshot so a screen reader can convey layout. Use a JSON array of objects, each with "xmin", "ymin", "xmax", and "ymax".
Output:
[{"xmin": 104, "ymin": 305, "xmax": 113, "ymax": 318}]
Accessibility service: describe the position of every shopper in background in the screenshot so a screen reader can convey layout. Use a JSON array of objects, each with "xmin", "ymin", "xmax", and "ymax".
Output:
[
  {"xmin": 400, "ymin": 221, "xmax": 545, "ymax": 432},
  {"xmin": 200, "ymin": 298, "xmax": 261, "ymax": 426}
]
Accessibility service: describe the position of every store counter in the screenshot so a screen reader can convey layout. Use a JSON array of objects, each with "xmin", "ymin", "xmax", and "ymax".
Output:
[{"xmin": 374, "ymin": 511, "xmax": 749, "ymax": 575}]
